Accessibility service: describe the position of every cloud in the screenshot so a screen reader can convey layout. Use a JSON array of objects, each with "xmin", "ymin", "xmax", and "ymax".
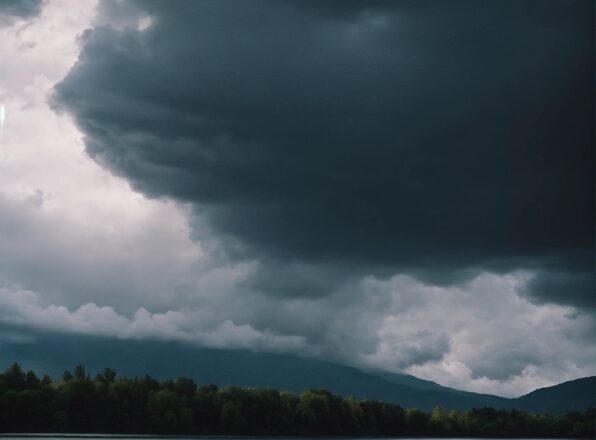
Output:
[
  {"xmin": 53, "ymin": 0, "xmax": 594, "ymax": 309},
  {"xmin": 0, "ymin": 0, "xmax": 43, "ymax": 25},
  {"xmin": 521, "ymin": 268, "xmax": 595, "ymax": 310},
  {"xmin": 0, "ymin": 0, "xmax": 593, "ymax": 397},
  {"xmin": 0, "ymin": 286, "xmax": 307, "ymax": 353},
  {"xmin": 0, "ymin": 271, "xmax": 593, "ymax": 396},
  {"xmin": 362, "ymin": 272, "xmax": 595, "ymax": 396},
  {"xmin": 0, "ymin": 191, "xmax": 209, "ymax": 313},
  {"xmin": 374, "ymin": 329, "xmax": 451, "ymax": 370}
]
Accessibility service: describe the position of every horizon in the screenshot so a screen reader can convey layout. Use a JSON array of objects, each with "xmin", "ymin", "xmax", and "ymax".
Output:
[
  {"xmin": 3, "ymin": 336, "xmax": 596, "ymax": 399},
  {"xmin": 0, "ymin": 0, "xmax": 594, "ymax": 400}
]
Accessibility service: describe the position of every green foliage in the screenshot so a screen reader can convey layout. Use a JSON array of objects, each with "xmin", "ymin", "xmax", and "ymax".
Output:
[{"xmin": 0, "ymin": 362, "xmax": 593, "ymax": 437}]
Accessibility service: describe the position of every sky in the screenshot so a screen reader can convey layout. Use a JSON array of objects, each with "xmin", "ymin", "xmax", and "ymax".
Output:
[{"xmin": 0, "ymin": 0, "xmax": 594, "ymax": 397}]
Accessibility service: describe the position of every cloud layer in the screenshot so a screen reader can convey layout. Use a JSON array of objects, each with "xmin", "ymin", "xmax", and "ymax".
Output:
[
  {"xmin": 53, "ymin": 0, "xmax": 594, "ymax": 309},
  {"xmin": 0, "ymin": 0, "xmax": 593, "ymax": 397},
  {"xmin": 0, "ymin": 271, "xmax": 593, "ymax": 397},
  {"xmin": 0, "ymin": 0, "xmax": 43, "ymax": 25}
]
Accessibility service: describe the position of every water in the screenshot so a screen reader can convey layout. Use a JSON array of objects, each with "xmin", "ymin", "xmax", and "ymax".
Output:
[{"xmin": 0, "ymin": 436, "xmax": 575, "ymax": 440}]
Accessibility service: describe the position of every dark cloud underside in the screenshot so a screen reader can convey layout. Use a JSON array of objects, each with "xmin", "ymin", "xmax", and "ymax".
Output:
[
  {"xmin": 54, "ymin": 0, "xmax": 594, "ymax": 307},
  {"xmin": 0, "ymin": 0, "xmax": 43, "ymax": 23}
]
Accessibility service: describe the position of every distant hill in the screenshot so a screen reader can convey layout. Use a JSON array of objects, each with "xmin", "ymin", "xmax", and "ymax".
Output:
[
  {"xmin": 370, "ymin": 369, "xmax": 466, "ymax": 393},
  {"xmin": 514, "ymin": 376, "xmax": 596, "ymax": 413},
  {"xmin": 0, "ymin": 324, "xmax": 593, "ymax": 413},
  {"xmin": 365, "ymin": 370, "xmax": 596, "ymax": 414}
]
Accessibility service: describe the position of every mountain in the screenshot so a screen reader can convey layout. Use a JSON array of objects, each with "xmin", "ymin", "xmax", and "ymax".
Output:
[
  {"xmin": 0, "ymin": 328, "xmax": 508, "ymax": 411},
  {"xmin": 514, "ymin": 376, "xmax": 596, "ymax": 413},
  {"xmin": 370, "ymin": 369, "xmax": 465, "ymax": 393},
  {"xmin": 0, "ymin": 324, "xmax": 593, "ymax": 413}
]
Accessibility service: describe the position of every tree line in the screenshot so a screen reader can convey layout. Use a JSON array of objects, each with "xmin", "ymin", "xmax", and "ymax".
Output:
[{"xmin": 0, "ymin": 362, "xmax": 593, "ymax": 437}]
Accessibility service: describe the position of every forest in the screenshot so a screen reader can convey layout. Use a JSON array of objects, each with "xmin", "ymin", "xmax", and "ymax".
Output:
[{"xmin": 0, "ymin": 363, "xmax": 593, "ymax": 437}]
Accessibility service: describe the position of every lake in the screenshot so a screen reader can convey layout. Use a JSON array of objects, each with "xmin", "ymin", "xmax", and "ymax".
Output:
[{"xmin": 0, "ymin": 436, "xmax": 577, "ymax": 440}]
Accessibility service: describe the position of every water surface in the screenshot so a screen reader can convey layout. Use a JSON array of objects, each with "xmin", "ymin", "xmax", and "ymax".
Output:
[{"xmin": 0, "ymin": 436, "xmax": 576, "ymax": 440}]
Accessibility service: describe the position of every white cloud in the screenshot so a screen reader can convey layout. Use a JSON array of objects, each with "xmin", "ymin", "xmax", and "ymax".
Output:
[
  {"xmin": 0, "ymin": 286, "xmax": 307, "ymax": 353},
  {"xmin": 363, "ymin": 273, "xmax": 595, "ymax": 396},
  {"xmin": 0, "ymin": 0, "xmax": 207, "ymax": 312}
]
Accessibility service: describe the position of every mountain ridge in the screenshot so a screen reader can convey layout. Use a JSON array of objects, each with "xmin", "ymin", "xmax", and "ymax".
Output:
[{"xmin": 1, "ymin": 326, "xmax": 593, "ymax": 413}]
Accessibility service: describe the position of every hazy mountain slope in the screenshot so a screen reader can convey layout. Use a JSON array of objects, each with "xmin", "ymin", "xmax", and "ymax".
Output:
[
  {"xmin": 1, "ymin": 324, "xmax": 592, "ymax": 413},
  {"xmin": 371, "ymin": 370, "xmax": 464, "ymax": 393},
  {"xmin": 0, "ymin": 326, "xmax": 511, "ymax": 411},
  {"xmin": 514, "ymin": 376, "xmax": 595, "ymax": 413}
]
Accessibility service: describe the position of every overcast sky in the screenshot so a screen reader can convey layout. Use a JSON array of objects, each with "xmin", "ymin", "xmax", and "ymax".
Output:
[{"xmin": 0, "ymin": 0, "xmax": 593, "ymax": 397}]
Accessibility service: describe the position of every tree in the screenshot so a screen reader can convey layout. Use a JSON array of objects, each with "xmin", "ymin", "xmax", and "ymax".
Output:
[
  {"xmin": 173, "ymin": 377, "xmax": 196, "ymax": 402},
  {"xmin": 220, "ymin": 401, "xmax": 246, "ymax": 433},
  {"xmin": 97, "ymin": 368, "xmax": 117, "ymax": 385},
  {"xmin": 73, "ymin": 364, "xmax": 87, "ymax": 381},
  {"xmin": 25, "ymin": 370, "xmax": 40, "ymax": 389},
  {"xmin": 0, "ymin": 365, "xmax": 592, "ymax": 437},
  {"xmin": 4, "ymin": 363, "xmax": 26, "ymax": 391},
  {"xmin": 406, "ymin": 408, "xmax": 430, "ymax": 434},
  {"xmin": 429, "ymin": 405, "xmax": 447, "ymax": 433}
]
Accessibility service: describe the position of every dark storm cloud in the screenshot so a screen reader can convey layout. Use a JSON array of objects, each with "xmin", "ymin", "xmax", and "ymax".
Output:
[
  {"xmin": 522, "ymin": 268, "xmax": 595, "ymax": 310},
  {"xmin": 0, "ymin": 0, "xmax": 43, "ymax": 24},
  {"xmin": 53, "ymin": 0, "xmax": 594, "ymax": 307}
]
